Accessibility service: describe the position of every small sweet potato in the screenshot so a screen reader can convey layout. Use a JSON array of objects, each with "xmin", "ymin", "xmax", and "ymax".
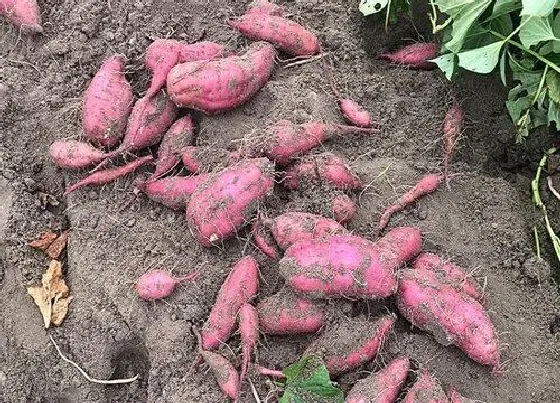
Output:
[
  {"xmin": 246, "ymin": 0, "xmax": 284, "ymax": 16},
  {"xmin": 283, "ymin": 153, "xmax": 362, "ymax": 191},
  {"xmin": 167, "ymin": 41, "xmax": 276, "ymax": 114},
  {"xmin": 200, "ymin": 256, "xmax": 259, "ymax": 350},
  {"xmin": 402, "ymin": 369, "xmax": 447, "ymax": 403},
  {"xmin": 0, "ymin": 0, "xmax": 42, "ymax": 32},
  {"xmin": 49, "ymin": 140, "xmax": 106, "ymax": 169},
  {"xmin": 137, "ymin": 174, "xmax": 209, "ymax": 210},
  {"xmin": 332, "ymin": 193, "xmax": 357, "ymax": 224},
  {"xmin": 257, "ymin": 289, "xmax": 325, "ymax": 335},
  {"xmin": 382, "ymin": 43, "xmax": 440, "ymax": 70},
  {"xmin": 135, "ymin": 269, "xmax": 199, "ymax": 300},
  {"xmin": 252, "ymin": 219, "xmax": 280, "ymax": 259},
  {"xmin": 397, "ymin": 268, "xmax": 500, "ymax": 372},
  {"xmin": 346, "ymin": 356, "xmax": 410, "ymax": 403},
  {"xmin": 186, "ymin": 157, "xmax": 275, "ymax": 246},
  {"xmin": 151, "ymin": 115, "xmax": 195, "ymax": 179},
  {"xmin": 446, "ymin": 388, "xmax": 477, "ymax": 403},
  {"xmin": 339, "ymin": 99, "xmax": 373, "ymax": 128},
  {"xmin": 200, "ymin": 350, "xmax": 240, "ymax": 400},
  {"xmin": 304, "ymin": 315, "xmax": 395, "ymax": 377},
  {"xmin": 279, "ymin": 227, "xmax": 422, "ymax": 299},
  {"xmin": 227, "ymin": 14, "xmax": 320, "ymax": 56},
  {"xmin": 82, "ymin": 54, "xmax": 134, "ymax": 147}
]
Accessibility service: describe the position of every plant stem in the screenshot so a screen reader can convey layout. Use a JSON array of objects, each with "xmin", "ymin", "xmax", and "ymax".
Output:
[{"xmin": 534, "ymin": 226, "xmax": 541, "ymax": 259}]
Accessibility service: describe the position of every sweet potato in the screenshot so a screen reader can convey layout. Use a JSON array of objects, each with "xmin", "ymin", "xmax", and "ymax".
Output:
[
  {"xmin": 49, "ymin": 140, "xmax": 106, "ymax": 169},
  {"xmin": 82, "ymin": 55, "xmax": 134, "ymax": 147},
  {"xmin": 0, "ymin": 0, "xmax": 42, "ymax": 32},
  {"xmin": 145, "ymin": 40, "xmax": 224, "ymax": 97},
  {"xmin": 256, "ymin": 289, "xmax": 325, "ymax": 335},
  {"xmin": 238, "ymin": 303, "xmax": 258, "ymax": 384},
  {"xmin": 304, "ymin": 315, "xmax": 395, "ymax": 377},
  {"xmin": 252, "ymin": 219, "xmax": 279, "ymax": 259},
  {"xmin": 167, "ymin": 41, "xmax": 276, "ymax": 114},
  {"xmin": 279, "ymin": 227, "xmax": 422, "ymax": 299},
  {"xmin": 246, "ymin": 0, "xmax": 284, "ymax": 16},
  {"xmin": 135, "ymin": 269, "xmax": 199, "ymax": 300},
  {"xmin": 283, "ymin": 153, "xmax": 362, "ymax": 191},
  {"xmin": 65, "ymin": 155, "xmax": 153, "ymax": 194},
  {"xmin": 345, "ymin": 356, "xmax": 410, "ymax": 403},
  {"xmin": 227, "ymin": 14, "xmax": 320, "ymax": 56},
  {"xmin": 263, "ymin": 120, "xmax": 377, "ymax": 166},
  {"xmin": 332, "ymin": 194, "xmax": 357, "ymax": 224},
  {"xmin": 413, "ymin": 252, "xmax": 483, "ymax": 301},
  {"xmin": 105, "ymin": 91, "xmax": 178, "ymax": 158},
  {"xmin": 136, "ymin": 174, "xmax": 209, "ymax": 210},
  {"xmin": 200, "ymin": 256, "xmax": 259, "ymax": 350},
  {"xmin": 382, "ymin": 43, "xmax": 440, "ymax": 70},
  {"xmin": 151, "ymin": 115, "xmax": 195, "ymax": 179},
  {"xmin": 200, "ymin": 350, "xmax": 239, "ymax": 400},
  {"xmin": 339, "ymin": 99, "xmax": 373, "ymax": 128},
  {"xmin": 186, "ymin": 157, "xmax": 275, "ymax": 246},
  {"xmin": 446, "ymin": 388, "xmax": 477, "ymax": 403},
  {"xmin": 402, "ymin": 369, "xmax": 447, "ymax": 403},
  {"xmin": 397, "ymin": 268, "xmax": 500, "ymax": 372},
  {"xmin": 378, "ymin": 174, "xmax": 443, "ymax": 231}
]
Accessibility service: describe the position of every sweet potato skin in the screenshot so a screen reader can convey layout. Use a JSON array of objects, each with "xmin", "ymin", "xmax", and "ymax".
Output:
[
  {"xmin": 397, "ymin": 268, "xmax": 500, "ymax": 371},
  {"xmin": 139, "ymin": 174, "xmax": 209, "ymax": 210},
  {"xmin": 167, "ymin": 41, "xmax": 276, "ymax": 114},
  {"xmin": 382, "ymin": 43, "xmax": 440, "ymax": 70},
  {"xmin": 200, "ymin": 256, "xmax": 259, "ymax": 350},
  {"xmin": 332, "ymin": 194, "xmax": 357, "ymax": 224},
  {"xmin": 246, "ymin": 0, "xmax": 284, "ymax": 16},
  {"xmin": 345, "ymin": 356, "xmax": 410, "ymax": 403},
  {"xmin": 279, "ymin": 227, "xmax": 422, "ymax": 299},
  {"xmin": 82, "ymin": 55, "xmax": 134, "ymax": 147},
  {"xmin": 305, "ymin": 315, "xmax": 395, "ymax": 377},
  {"xmin": 0, "ymin": 0, "xmax": 42, "ymax": 32},
  {"xmin": 186, "ymin": 157, "xmax": 275, "ymax": 246},
  {"xmin": 227, "ymin": 14, "xmax": 320, "ymax": 56},
  {"xmin": 152, "ymin": 115, "xmax": 195, "ymax": 178},
  {"xmin": 49, "ymin": 140, "xmax": 106, "ymax": 169},
  {"xmin": 339, "ymin": 99, "xmax": 373, "ymax": 128},
  {"xmin": 257, "ymin": 289, "xmax": 325, "ymax": 334},
  {"xmin": 200, "ymin": 350, "xmax": 240, "ymax": 400},
  {"xmin": 238, "ymin": 303, "xmax": 259, "ymax": 384},
  {"xmin": 402, "ymin": 369, "xmax": 447, "ymax": 403}
]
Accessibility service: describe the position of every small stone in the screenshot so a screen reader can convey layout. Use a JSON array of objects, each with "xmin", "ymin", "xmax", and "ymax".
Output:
[
  {"xmin": 23, "ymin": 177, "xmax": 38, "ymax": 192},
  {"xmin": 46, "ymin": 40, "xmax": 70, "ymax": 55},
  {"xmin": 417, "ymin": 208, "xmax": 428, "ymax": 220},
  {"xmin": 491, "ymin": 222, "xmax": 498, "ymax": 229},
  {"xmin": 126, "ymin": 219, "xmax": 136, "ymax": 228},
  {"xmin": 88, "ymin": 190, "xmax": 98, "ymax": 200}
]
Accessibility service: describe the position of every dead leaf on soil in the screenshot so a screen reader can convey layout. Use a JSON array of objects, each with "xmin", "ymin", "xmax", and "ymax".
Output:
[
  {"xmin": 46, "ymin": 230, "xmax": 69, "ymax": 260},
  {"xmin": 28, "ymin": 231, "xmax": 57, "ymax": 251},
  {"xmin": 27, "ymin": 260, "xmax": 72, "ymax": 328}
]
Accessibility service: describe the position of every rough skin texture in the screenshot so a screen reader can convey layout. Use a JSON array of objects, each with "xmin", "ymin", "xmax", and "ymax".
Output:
[
  {"xmin": 166, "ymin": 41, "xmax": 276, "ymax": 114},
  {"xmin": 339, "ymin": 98, "xmax": 373, "ymax": 128},
  {"xmin": 305, "ymin": 315, "xmax": 395, "ymax": 377},
  {"xmin": 382, "ymin": 43, "xmax": 440, "ymax": 70},
  {"xmin": 345, "ymin": 356, "xmax": 410, "ymax": 403},
  {"xmin": 49, "ymin": 140, "xmax": 106, "ymax": 169},
  {"xmin": 246, "ymin": 0, "xmax": 284, "ymax": 16},
  {"xmin": 402, "ymin": 369, "xmax": 448, "ymax": 403},
  {"xmin": 397, "ymin": 268, "xmax": 500, "ymax": 372},
  {"xmin": 138, "ymin": 174, "xmax": 209, "ymax": 210},
  {"xmin": 279, "ymin": 227, "xmax": 422, "ymax": 299},
  {"xmin": 227, "ymin": 14, "xmax": 320, "ymax": 56},
  {"xmin": 332, "ymin": 193, "xmax": 357, "ymax": 224},
  {"xmin": 186, "ymin": 157, "xmax": 275, "ymax": 246},
  {"xmin": 82, "ymin": 54, "xmax": 134, "ymax": 147},
  {"xmin": 200, "ymin": 256, "xmax": 259, "ymax": 350},
  {"xmin": 152, "ymin": 115, "xmax": 195, "ymax": 179},
  {"xmin": 200, "ymin": 350, "xmax": 240, "ymax": 400},
  {"xmin": 0, "ymin": 0, "xmax": 42, "ymax": 32}
]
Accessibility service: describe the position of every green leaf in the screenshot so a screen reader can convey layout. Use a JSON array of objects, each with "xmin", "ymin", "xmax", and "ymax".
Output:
[
  {"xmin": 548, "ymin": 100, "xmax": 560, "ymax": 128},
  {"xmin": 280, "ymin": 356, "xmax": 344, "ymax": 403},
  {"xmin": 521, "ymin": 0, "xmax": 556, "ymax": 17},
  {"xmin": 458, "ymin": 41, "xmax": 505, "ymax": 73},
  {"xmin": 500, "ymin": 46, "xmax": 508, "ymax": 85},
  {"xmin": 431, "ymin": 53, "xmax": 457, "ymax": 80},
  {"xmin": 546, "ymin": 70, "xmax": 560, "ymax": 103},
  {"xmin": 488, "ymin": 0, "xmax": 522, "ymax": 20},
  {"xmin": 359, "ymin": 0, "xmax": 389, "ymax": 16},
  {"xmin": 519, "ymin": 16, "xmax": 558, "ymax": 47}
]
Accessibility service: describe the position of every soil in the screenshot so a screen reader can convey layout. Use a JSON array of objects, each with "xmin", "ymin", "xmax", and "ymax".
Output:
[{"xmin": 1, "ymin": 1, "xmax": 560, "ymax": 403}]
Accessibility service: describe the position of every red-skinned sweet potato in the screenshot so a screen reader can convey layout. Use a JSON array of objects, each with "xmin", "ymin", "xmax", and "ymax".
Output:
[
  {"xmin": 304, "ymin": 315, "xmax": 395, "ymax": 377},
  {"xmin": 135, "ymin": 269, "xmax": 199, "ymax": 300},
  {"xmin": 136, "ymin": 174, "xmax": 209, "ymax": 210},
  {"xmin": 332, "ymin": 194, "xmax": 357, "ymax": 224},
  {"xmin": 186, "ymin": 157, "xmax": 275, "ymax": 246},
  {"xmin": 345, "ymin": 356, "xmax": 410, "ymax": 403},
  {"xmin": 227, "ymin": 14, "xmax": 320, "ymax": 56},
  {"xmin": 279, "ymin": 227, "xmax": 422, "ymax": 299},
  {"xmin": 151, "ymin": 115, "xmax": 195, "ymax": 179},
  {"xmin": 246, "ymin": 0, "xmax": 284, "ymax": 16},
  {"xmin": 257, "ymin": 289, "xmax": 325, "ymax": 335},
  {"xmin": 49, "ymin": 140, "xmax": 106, "ymax": 169},
  {"xmin": 167, "ymin": 41, "xmax": 276, "ymax": 115},
  {"xmin": 339, "ymin": 99, "xmax": 373, "ymax": 128},
  {"xmin": 82, "ymin": 55, "xmax": 134, "ymax": 147},
  {"xmin": 382, "ymin": 43, "xmax": 440, "ymax": 70},
  {"xmin": 252, "ymin": 219, "xmax": 280, "ymax": 259},
  {"xmin": 402, "ymin": 369, "xmax": 447, "ymax": 403},
  {"xmin": 238, "ymin": 303, "xmax": 259, "ymax": 384},
  {"xmin": 200, "ymin": 256, "xmax": 259, "ymax": 350},
  {"xmin": 0, "ymin": 0, "xmax": 42, "ymax": 32},
  {"xmin": 397, "ymin": 268, "xmax": 500, "ymax": 372},
  {"xmin": 283, "ymin": 153, "xmax": 362, "ymax": 191}
]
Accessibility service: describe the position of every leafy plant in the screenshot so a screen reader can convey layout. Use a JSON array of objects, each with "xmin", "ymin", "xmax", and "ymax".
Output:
[
  {"xmin": 359, "ymin": 0, "xmax": 411, "ymax": 28},
  {"xmin": 278, "ymin": 356, "xmax": 344, "ymax": 403}
]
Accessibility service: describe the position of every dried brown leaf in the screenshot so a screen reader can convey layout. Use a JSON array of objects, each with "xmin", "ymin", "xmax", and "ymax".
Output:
[
  {"xmin": 26, "ymin": 286, "xmax": 52, "ymax": 328},
  {"xmin": 28, "ymin": 231, "xmax": 57, "ymax": 251},
  {"xmin": 46, "ymin": 230, "xmax": 69, "ymax": 260}
]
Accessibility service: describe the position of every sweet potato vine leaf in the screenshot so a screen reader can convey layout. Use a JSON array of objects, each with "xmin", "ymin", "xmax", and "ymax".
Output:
[{"xmin": 27, "ymin": 260, "xmax": 72, "ymax": 328}]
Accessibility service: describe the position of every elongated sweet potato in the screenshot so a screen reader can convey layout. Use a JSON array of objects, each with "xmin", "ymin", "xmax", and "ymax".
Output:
[
  {"xmin": 339, "ymin": 99, "xmax": 373, "ymax": 128},
  {"xmin": 145, "ymin": 40, "xmax": 224, "ymax": 97},
  {"xmin": 257, "ymin": 289, "xmax": 325, "ymax": 335},
  {"xmin": 186, "ymin": 157, "xmax": 275, "ymax": 246},
  {"xmin": 382, "ymin": 43, "xmax": 440, "ymax": 70},
  {"xmin": 151, "ymin": 115, "xmax": 195, "ymax": 179},
  {"xmin": 82, "ymin": 55, "xmax": 134, "ymax": 147},
  {"xmin": 346, "ymin": 356, "xmax": 410, "ymax": 403},
  {"xmin": 446, "ymin": 388, "xmax": 477, "ymax": 403},
  {"xmin": 413, "ymin": 252, "xmax": 483, "ymax": 301},
  {"xmin": 0, "ymin": 0, "xmax": 42, "ymax": 32},
  {"xmin": 137, "ymin": 174, "xmax": 209, "ymax": 210},
  {"xmin": 167, "ymin": 41, "xmax": 276, "ymax": 114},
  {"xmin": 304, "ymin": 315, "xmax": 395, "ymax": 377},
  {"xmin": 403, "ymin": 369, "xmax": 447, "ymax": 403},
  {"xmin": 200, "ymin": 256, "xmax": 259, "ymax": 350},
  {"xmin": 227, "ymin": 14, "xmax": 319, "ymax": 56},
  {"xmin": 49, "ymin": 140, "xmax": 106, "ymax": 169},
  {"xmin": 283, "ymin": 153, "xmax": 362, "ymax": 190},
  {"xmin": 397, "ymin": 268, "xmax": 500, "ymax": 372},
  {"xmin": 246, "ymin": 0, "xmax": 284, "ymax": 16},
  {"xmin": 238, "ymin": 303, "xmax": 258, "ymax": 384},
  {"xmin": 279, "ymin": 227, "xmax": 422, "ymax": 299}
]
